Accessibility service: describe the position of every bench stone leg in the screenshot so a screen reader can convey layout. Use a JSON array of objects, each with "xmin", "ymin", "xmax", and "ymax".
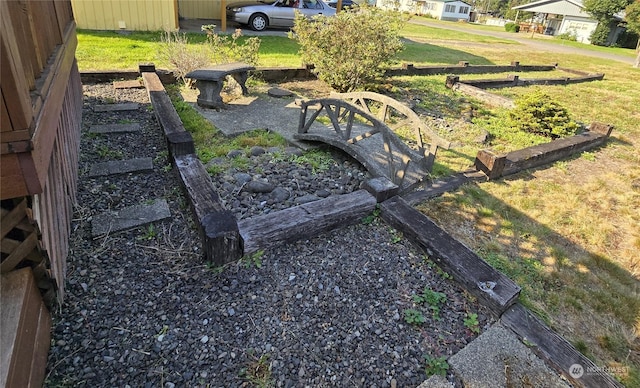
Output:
[
  {"xmin": 231, "ymin": 71, "xmax": 250, "ymax": 95},
  {"xmin": 195, "ymin": 80, "xmax": 224, "ymax": 109}
]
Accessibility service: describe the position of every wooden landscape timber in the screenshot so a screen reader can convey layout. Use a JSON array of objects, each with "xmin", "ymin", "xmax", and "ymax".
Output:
[
  {"xmin": 453, "ymin": 73, "xmax": 604, "ymax": 89},
  {"xmin": 238, "ymin": 190, "xmax": 377, "ymax": 254},
  {"xmin": 445, "ymin": 64, "xmax": 604, "ymax": 109},
  {"xmin": 379, "ymin": 196, "xmax": 521, "ymax": 316},
  {"xmin": 141, "ymin": 67, "xmax": 196, "ymax": 158},
  {"xmin": 141, "ymin": 67, "xmax": 242, "ymax": 265},
  {"xmin": 475, "ymin": 122, "xmax": 613, "ymax": 180},
  {"xmin": 446, "ymin": 79, "xmax": 516, "ymax": 108},
  {"xmin": 502, "ymin": 303, "xmax": 623, "ymax": 388},
  {"xmin": 386, "ymin": 61, "xmax": 556, "ymax": 77},
  {"xmin": 175, "ymin": 154, "xmax": 243, "ymax": 266},
  {"xmin": 82, "ymin": 61, "xmax": 560, "ymax": 87}
]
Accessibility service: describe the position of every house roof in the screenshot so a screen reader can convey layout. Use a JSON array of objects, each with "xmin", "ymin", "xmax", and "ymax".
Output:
[
  {"xmin": 512, "ymin": 0, "xmax": 588, "ymax": 17},
  {"xmin": 512, "ymin": 0, "xmax": 625, "ymax": 20}
]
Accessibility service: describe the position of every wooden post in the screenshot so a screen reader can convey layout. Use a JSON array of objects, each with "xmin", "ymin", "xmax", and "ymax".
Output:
[
  {"xmin": 221, "ymin": 0, "xmax": 227, "ymax": 32},
  {"xmin": 474, "ymin": 149, "xmax": 506, "ymax": 179}
]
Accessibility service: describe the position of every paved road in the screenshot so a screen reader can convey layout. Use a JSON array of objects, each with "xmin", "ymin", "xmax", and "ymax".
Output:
[{"xmin": 407, "ymin": 18, "xmax": 635, "ymax": 65}]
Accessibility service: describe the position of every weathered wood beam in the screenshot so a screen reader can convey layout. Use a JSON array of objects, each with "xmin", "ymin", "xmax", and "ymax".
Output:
[
  {"xmin": 475, "ymin": 123, "xmax": 613, "ymax": 180},
  {"xmin": 175, "ymin": 154, "xmax": 243, "ymax": 266},
  {"xmin": 238, "ymin": 190, "xmax": 377, "ymax": 254},
  {"xmin": 141, "ymin": 71, "xmax": 196, "ymax": 158},
  {"xmin": 379, "ymin": 196, "xmax": 521, "ymax": 316},
  {"xmin": 502, "ymin": 303, "xmax": 623, "ymax": 388}
]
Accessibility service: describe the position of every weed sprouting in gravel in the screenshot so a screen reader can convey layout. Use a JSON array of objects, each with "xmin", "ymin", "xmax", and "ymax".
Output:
[
  {"xmin": 463, "ymin": 313, "xmax": 480, "ymax": 334},
  {"xmin": 413, "ymin": 287, "xmax": 447, "ymax": 320},
  {"xmin": 424, "ymin": 354, "xmax": 449, "ymax": 377},
  {"xmin": 240, "ymin": 351, "xmax": 274, "ymax": 388},
  {"xmin": 242, "ymin": 250, "xmax": 264, "ymax": 269},
  {"xmin": 361, "ymin": 206, "xmax": 381, "ymax": 225},
  {"xmin": 137, "ymin": 224, "xmax": 158, "ymax": 241},
  {"xmin": 403, "ymin": 308, "xmax": 426, "ymax": 326}
]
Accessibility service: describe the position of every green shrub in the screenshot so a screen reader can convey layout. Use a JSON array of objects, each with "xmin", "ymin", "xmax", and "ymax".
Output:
[
  {"xmin": 508, "ymin": 90, "xmax": 580, "ymax": 139},
  {"xmin": 590, "ymin": 22, "xmax": 611, "ymax": 46},
  {"xmin": 159, "ymin": 27, "xmax": 261, "ymax": 85},
  {"xmin": 504, "ymin": 22, "xmax": 520, "ymax": 33},
  {"xmin": 556, "ymin": 31, "xmax": 577, "ymax": 41},
  {"xmin": 291, "ymin": 5, "xmax": 405, "ymax": 92}
]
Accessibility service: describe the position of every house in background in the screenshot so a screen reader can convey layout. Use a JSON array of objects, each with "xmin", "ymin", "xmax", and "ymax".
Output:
[
  {"xmin": 512, "ymin": 0, "xmax": 625, "ymax": 44},
  {"xmin": 377, "ymin": 0, "xmax": 472, "ymax": 22}
]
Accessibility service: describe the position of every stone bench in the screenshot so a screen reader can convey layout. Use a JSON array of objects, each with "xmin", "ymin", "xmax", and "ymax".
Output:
[{"xmin": 186, "ymin": 62, "xmax": 255, "ymax": 109}]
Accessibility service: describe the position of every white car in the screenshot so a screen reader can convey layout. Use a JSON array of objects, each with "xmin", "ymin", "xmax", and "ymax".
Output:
[{"xmin": 226, "ymin": 0, "xmax": 336, "ymax": 31}]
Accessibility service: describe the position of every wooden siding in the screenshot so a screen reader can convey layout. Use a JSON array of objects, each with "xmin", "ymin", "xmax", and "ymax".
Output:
[
  {"xmin": 178, "ymin": 0, "xmax": 220, "ymax": 19},
  {"xmin": 71, "ymin": 0, "xmax": 179, "ymax": 31}
]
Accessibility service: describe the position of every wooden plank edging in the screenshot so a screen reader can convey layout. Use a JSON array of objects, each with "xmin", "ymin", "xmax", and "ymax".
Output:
[
  {"xmin": 238, "ymin": 190, "xmax": 377, "ymax": 254},
  {"xmin": 379, "ymin": 195, "xmax": 521, "ymax": 316},
  {"xmin": 174, "ymin": 154, "xmax": 243, "ymax": 266},
  {"xmin": 475, "ymin": 122, "xmax": 613, "ymax": 179},
  {"xmin": 501, "ymin": 303, "xmax": 623, "ymax": 388},
  {"xmin": 141, "ymin": 71, "xmax": 196, "ymax": 157}
]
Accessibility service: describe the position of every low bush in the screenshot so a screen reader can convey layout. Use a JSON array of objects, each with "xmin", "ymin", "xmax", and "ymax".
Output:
[
  {"xmin": 504, "ymin": 22, "xmax": 520, "ymax": 33},
  {"xmin": 291, "ymin": 5, "xmax": 405, "ymax": 92},
  {"xmin": 159, "ymin": 27, "xmax": 261, "ymax": 85},
  {"xmin": 556, "ymin": 31, "xmax": 577, "ymax": 41},
  {"xmin": 508, "ymin": 90, "xmax": 580, "ymax": 139}
]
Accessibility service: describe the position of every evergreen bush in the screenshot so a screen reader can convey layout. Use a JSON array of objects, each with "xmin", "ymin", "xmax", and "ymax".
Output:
[
  {"xmin": 291, "ymin": 5, "xmax": 405, "ymax": 92},
  {"xmin": 508, "ymin": 90, "xmax": 580, "ymax": 139}
]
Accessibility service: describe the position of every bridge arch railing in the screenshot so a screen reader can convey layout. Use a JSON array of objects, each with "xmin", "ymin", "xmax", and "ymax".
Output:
[{"xmin": 294, "ymin": 92, "xmax": 451, "ymax": 190}]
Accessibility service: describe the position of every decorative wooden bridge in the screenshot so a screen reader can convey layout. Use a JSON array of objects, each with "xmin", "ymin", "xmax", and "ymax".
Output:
[{"xmin": 294, "ymin": 92, "xmax": 451, "ymax": 191}]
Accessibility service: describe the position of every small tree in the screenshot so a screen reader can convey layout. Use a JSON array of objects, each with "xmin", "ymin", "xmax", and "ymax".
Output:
[
  {"xmin": 626, "ymin": 0, "xmax": 640, "ymax": 67},
  {"xmin": 291, "ymin": 6, "xmax": 405, "ymax": 92},
  {"xmin": 583, "ymin": 0, "xmax": 633, "ymax": 46},
  {"xmin": 508, "ymin": 90, "xmax": 580, "ymax": 139}
]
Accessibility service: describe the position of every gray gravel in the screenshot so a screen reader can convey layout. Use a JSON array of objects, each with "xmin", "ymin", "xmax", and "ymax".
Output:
[{"xmin": 46, "ymin": 83, "xmax": 493, "ymax": 387}]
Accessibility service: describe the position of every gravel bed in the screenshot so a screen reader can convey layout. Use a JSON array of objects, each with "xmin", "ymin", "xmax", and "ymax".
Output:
[{"xmin": 46, "ymin": 83, "xmax": 493, "ymax": 387}]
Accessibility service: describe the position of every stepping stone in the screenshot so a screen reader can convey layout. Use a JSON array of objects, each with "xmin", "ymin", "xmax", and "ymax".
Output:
[
  {"xmin": 91, "ymin": 199, "xmax": 171, "ymax": 237},
  {"xmin": 268, "ymin": 87, "xmax": 294, "ymax": 98},
  {"xmin": 93, "ymin": 103, "xmax": 139, "ymax": 112},
  {"xmin": 88, "ymin": 157, "xmax": 153, "ymax": 177},
  {"xmin": 89, "ymin": 123, "xmax": 140, "ymax": 134},
  {"xmin": 113, "ymin": 80, "xmax": 143, "ymax": 89},
  {"xmin": 448, "ymin": 324, "xmax": 571, "ymax": 388}
]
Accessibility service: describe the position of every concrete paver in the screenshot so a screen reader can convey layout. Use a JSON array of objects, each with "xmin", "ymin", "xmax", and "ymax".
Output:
[
  {"xmin": 89, "ymin": 123, "xmax": 141, "ymax": 134},
  {"xmin": 88, "ymin": 157, "xmax": 153, "ymax": 177},
  {"xmin": 91, "ymin": 199, "xmax": 171, "ymax": 237}
]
